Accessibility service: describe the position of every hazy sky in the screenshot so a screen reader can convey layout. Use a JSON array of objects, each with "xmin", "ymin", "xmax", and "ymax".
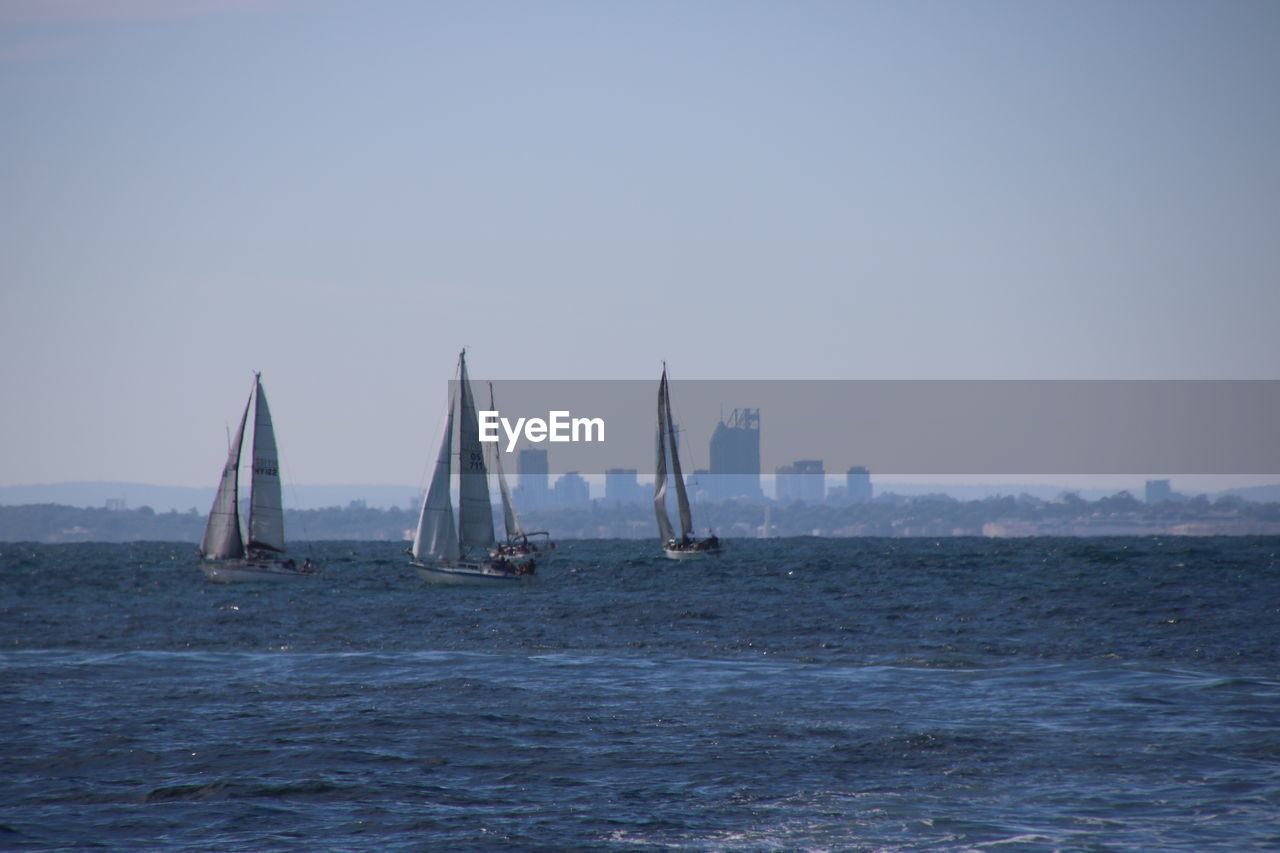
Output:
[{"xmin": 3, "ymin": 0, "xmax": 1278, "ymax": 489}]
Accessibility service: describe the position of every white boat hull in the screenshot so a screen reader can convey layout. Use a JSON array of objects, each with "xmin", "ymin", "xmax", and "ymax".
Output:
[
  {"xmin": 413, "ymin": 560, "xmax": 532, "ymax": 586},
  {"xmin": 200, "ymin": 560, "xmax": 318, "ymax": 583}
]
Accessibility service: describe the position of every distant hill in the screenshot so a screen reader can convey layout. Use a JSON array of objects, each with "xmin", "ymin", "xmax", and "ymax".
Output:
[
  {"xmin": 6, "ymin": 491, "xmax": 1279, "ymax": 544},
  {"xmin": 1219, "ymin": 484, "xmax": 1280, "ymax": 504},
  {"xmin": 0, "ymin": 483, "xmax": 424, "ymax": 513},
  {"xmin": 872, "ymin": 483, "xmax": 1117, "ymax": 501},
  {"xmin": 0, "ymin": 503, "xmax": 417, "ymax": 544}
]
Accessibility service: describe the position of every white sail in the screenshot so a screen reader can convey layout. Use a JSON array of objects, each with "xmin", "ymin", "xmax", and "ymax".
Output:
[
  {"xmin": 663, "ymin": 371, "xmax": 695, "ymax": 539},
  {"xmin": 201, "ymin": 392, "xmax": 251, "ymax": 560},
  {"xmin": 489, "ymin": 384, "xmax": 524, "ymax": 541},
  {"xmin": 413, "ymin": 394, "xmax": 461, "ymax": 562},
  {"xmin": 653, "ymin": 369, "xmax": 675, "ymax": 543},
  {"xmin": 456, "ymin": 353, "xmax": 496, "ymax": 553},
  {"xmin": 247, "ymin": 374, "xmax": 286, "ymax": 553}
]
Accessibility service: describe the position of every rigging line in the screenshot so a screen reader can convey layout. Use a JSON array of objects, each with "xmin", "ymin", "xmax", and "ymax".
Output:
[
  {"xmin": 274, "ymin": 415, "xmax": 314, "ymax": 558},
  {"xmin": 664, "ymin": 369, "xmax": 691, "ymax": 478},
  {"xmin": 664, "ymin": 367, "xmax": 718, "ymax": 536}
]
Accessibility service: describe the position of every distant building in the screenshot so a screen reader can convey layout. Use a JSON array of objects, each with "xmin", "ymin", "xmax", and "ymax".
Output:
[
  {"xmin": 554, "ymin": 472, "xmax": 591, "ymax": 507},
  {"xmin": 708, "ymin": 408, "xmax": 763, "ymax": 502},
  {"xmin": 847, "ymin": 466, "xmax": 873, "ymax": 503},
  {"xmin": 1144, "ymin": 479, "xmax": 1184, "ymax": 504},
  {"xmin": 776, "ymin": 459, "xmax": 824, "ymax": 504},
  {"xmin": 605, "ymin": 468, "xmax": 643, "ymax": 505},
  {"xmin": 515, "ymin": 448, "xmax": 549, "ymax": 508}
]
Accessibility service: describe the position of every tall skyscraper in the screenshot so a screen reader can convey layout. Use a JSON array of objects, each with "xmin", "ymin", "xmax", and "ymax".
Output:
[
  {"xmin": 776, "ymin": 459, "xmax": 825, "ymax": 504},
  {"xmin": 605, "ymin": 468, "xmax": 643, "ymax": 505},
  {"xmin": 554, "ymin": 472, "xmax": 590, "ymax": 507},
  {"xmin": 846, "ymin": 466, "xmax": 873, "ymax": 503},
  {"xmin": 1145, "ymin": 479, "xmax": 1173, "ymax": 503},
  {"xmin": 515, "ymin": 448, "xmax": 549, "ymax": 508},
  {"xmin": 708, "ymin": 408, "xmax": 762, "ymax": 502}
]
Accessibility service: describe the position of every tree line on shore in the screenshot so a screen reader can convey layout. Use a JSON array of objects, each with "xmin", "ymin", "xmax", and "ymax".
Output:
[{"xmin": 3, "ymin": 491, "xmax": 1279, "ymax": 544}]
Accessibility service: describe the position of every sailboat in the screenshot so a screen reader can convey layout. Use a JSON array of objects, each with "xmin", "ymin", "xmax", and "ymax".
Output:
[
  {"xmin": 199, "ymin": 373, "xmax": 317, "ymax": 583},
  {"xmin": 410, "ymin": 351, "xmax": 534, "ymax": 585},
  {"xmin": 487, "ymin": 383, "xmax": 555, "ymax": 568},
  {"xmin": 654, "ymin": 364, "xmax": 724, "ymax": 560}
]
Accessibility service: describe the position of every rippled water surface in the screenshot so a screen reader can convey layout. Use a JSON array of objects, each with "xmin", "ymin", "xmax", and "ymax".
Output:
[{"xmin": 2, "ymin": 537, "xmax": 1278, "ymax": 851}]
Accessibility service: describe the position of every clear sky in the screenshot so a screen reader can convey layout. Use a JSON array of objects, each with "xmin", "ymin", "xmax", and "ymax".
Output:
[{"xmin": 2, "ymin": 0, "xmax": 1278, "ymax": 489}]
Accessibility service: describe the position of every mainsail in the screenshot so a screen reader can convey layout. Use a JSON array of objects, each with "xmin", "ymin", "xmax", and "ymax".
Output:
[
  {"xmin": 248, "ymin": 375, "xmax": 285, "ymax": 553},
  {"xmin": 654, "ymin": 367, "xmax": 694, "ymax": 542},
  {"xmin": 456, "ymin": 353, "xmax": 496, "ymax": 553},
  {"xmin": 665, "ymin": 376, "xmax": 694, "ymax": 539},
  {"xmin": 654, "ymin": 370, "xmax": 675, "ymax": 543},
  {"xmin": 489, "ymin": 384, "xmax": 524, "ymax": 541},
  {"xmin": 201, "ymin": 392, "xmax": 251, "ymax": 560}
]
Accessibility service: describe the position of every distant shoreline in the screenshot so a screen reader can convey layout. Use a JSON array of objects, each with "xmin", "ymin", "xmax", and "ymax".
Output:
[
  {"xmin": 4, "ymin": 480, "xmax": 1279, "ymax": 514},
  {"xmin": 4, "ymin": 493, "xmax": 1278, "ymax": 544}
]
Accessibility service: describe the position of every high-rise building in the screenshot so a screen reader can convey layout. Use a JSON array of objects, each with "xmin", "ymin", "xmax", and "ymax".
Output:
[
  {"xmin": 708, "ymin": 408, "xmax": 762, "ymax": 502},
  {"xmin": 605, "ymin": 468, "xmax": 643, "ymax": 505},
  {"xmin": 775, "ymin": 459, "xmax": 824, "ymax": 504},
  {"xmin": 554, "ymin": 472, "xmax": 591, "ymax": 507},
  {"xmin": 1145, "ymin": 479, "xmax": 1173, "ymax": 503},
  {"xmin": 514, "ymin": 448, "xmax": 549, "ymax": 508},
  {"xmin": 846, "ymin": 466, "xmax": 873, "ymax": 503}
]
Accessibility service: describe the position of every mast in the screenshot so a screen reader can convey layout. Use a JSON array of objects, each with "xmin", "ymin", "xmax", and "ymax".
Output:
[
  {"xmin": 247, "ymin": 374, "xmax": 286, "ymax": 553},
  {"xmin": 201, "ymin": 389, "xmax": 252, "ymax": 560},
  {"xmin": 653, "ymin": 366, "xmax": 675, "ymax": 543},
  {"xmin": 456, "ymin": 351, "xmax": 496, "ymax": 553},
  {"xmin": 489, "ymin": 383, "xmax": 523, "ymax": 541}
]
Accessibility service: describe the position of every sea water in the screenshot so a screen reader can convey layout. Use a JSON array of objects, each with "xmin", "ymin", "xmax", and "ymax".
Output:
[{"xmin": 2, "ymin": 537, "xmax": 1277, "ymax": 851}]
